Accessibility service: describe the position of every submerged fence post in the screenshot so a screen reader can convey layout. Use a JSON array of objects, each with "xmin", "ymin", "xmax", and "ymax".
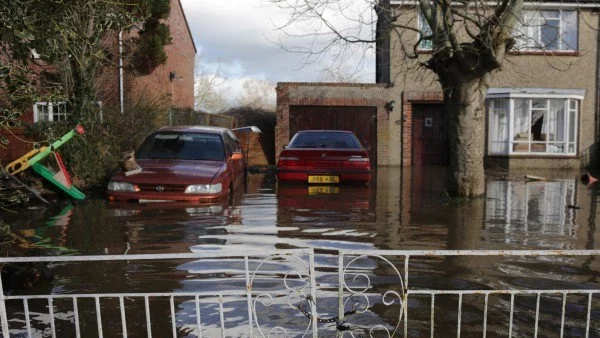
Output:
[
  {"xmin": 337, "ymin": 251, "xmax": 344, "ymax": 332},
  {"xmin": 308, "ymin": 251, "xmax": 318, "ymax": 338},
  {"xmin": 0, "ymin": 275, "xmax": 9, "ymax": 337}
]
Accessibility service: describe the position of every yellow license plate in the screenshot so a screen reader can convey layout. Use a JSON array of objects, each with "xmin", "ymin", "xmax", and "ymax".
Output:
[
  {"xmin": 308, "ymin": 175, "xmax": 339, "ymax": 184},
  {"xmin": 308, "ymin": 186, "xmax": 340, "ymax": 195}
]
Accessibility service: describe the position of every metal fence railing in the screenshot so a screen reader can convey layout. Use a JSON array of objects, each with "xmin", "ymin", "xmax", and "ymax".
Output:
[{"xmin": 1, "ymin": 249, "xmax": 599, "ymax": 337}]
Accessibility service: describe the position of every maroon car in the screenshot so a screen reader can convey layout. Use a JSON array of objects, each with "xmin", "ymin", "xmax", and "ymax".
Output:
[
  {"xmin": 107, "ymin": 126, "xmax": 246, "ymax": 203},
  {"xmin": 276, "ymin": 130, "xmax": 371, "ymax": 184}
]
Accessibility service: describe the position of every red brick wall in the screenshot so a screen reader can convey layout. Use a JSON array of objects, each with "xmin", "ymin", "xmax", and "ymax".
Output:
[
  {"xmin": 0, "ymin": 107, "xmax": 37, "ymax": 163},
  {"xmin": 234, "ymin": 132, "xmax": 274, "ymax": 166},
  {"xmin": 100, "ymin": 0, "xmax": 195, "ymax": 114},
  {"xmin": 0, "ymin": 127, "xmax": 37, "ymax": 165},
  {"xmin": 124, "ymin": 0, "xmax": 195, "ymax": 112}
]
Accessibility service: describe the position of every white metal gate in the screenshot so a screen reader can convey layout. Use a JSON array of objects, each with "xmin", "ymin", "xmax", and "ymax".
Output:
[{"xmin": 0, "ymin": 249, "xmax": 598, "ymax": 337}]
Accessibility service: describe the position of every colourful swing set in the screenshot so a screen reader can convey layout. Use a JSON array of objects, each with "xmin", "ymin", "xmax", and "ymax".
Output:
[{"xmin": 4, "ymin": 125, "xmax": 86, "ymax": 201}]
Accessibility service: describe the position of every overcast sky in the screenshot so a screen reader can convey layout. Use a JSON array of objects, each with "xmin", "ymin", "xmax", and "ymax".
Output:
[{"xmin": 179, "ymin": 0, "xmax": 375, "ymax": 107}]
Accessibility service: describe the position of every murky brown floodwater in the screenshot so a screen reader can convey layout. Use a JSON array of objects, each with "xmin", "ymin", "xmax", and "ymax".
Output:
[{"xmin": 3, "ymin": 166, "xmax": 600, "ymax": 337}]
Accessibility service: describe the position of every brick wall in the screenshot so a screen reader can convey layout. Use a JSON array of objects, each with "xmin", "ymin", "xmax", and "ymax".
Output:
[
  {"xmin": 100, "ymin": 0, "xmax": 195, "ymax": 115},
  {"xmin": 0, "ymin": 127, "xmax": 36, "ymax": 165},
  {"xmin": 123, "ymin": 0, "xmax": 195, "ymax": 113},
  {"xmin": 234, "ymin": 132, "xmax": 274, "ymax": 167}
]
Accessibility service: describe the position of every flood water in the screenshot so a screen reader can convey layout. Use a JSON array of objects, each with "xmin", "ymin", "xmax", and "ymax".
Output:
[{"xmin": 3, "ymin": 166, "xmax": 600, "ymax": 337}]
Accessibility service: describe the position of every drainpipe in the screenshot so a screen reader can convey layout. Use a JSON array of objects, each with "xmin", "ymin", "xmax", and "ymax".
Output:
[{"xmin": 119, "ymin": 30, "xmax": 124, "ymax": 114}]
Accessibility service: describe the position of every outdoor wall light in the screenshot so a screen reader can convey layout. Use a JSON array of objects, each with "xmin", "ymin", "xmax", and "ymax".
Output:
[
  {"xmin": 386, "ymin": 100, "xmax": 396, "ymax": 112},
  {"xmin": 169, "ymin": 71, "xmax": 177, "ymax": 82}
]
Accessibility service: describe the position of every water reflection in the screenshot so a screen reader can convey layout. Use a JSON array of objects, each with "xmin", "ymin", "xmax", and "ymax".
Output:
[
  {"xmin": 485, "ymin": 180, "xmax": 578, "ymax": 248},
  {"xmin": 4, "ymin": 167, "xmax": 600, "ymax": 336},
  {"xmin": 6, "ymin": 167, "xmax": 598, "ymax": 254}
]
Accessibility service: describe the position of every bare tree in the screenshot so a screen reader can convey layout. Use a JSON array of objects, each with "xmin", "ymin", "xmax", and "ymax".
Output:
[
  {"xmin": 237, "ymin": 79, "xmax": 276, "ymax": 111},
  {"xmin": 268, "ymin": 0, "xmax": 534, "ymax": 197},
  {"xmin": 194, "ymin": 55, "xmax": 229, "ymax": 113},
  {"xmin": 318, "ymin": 68, "xmax": 362, "ymax": 83}
]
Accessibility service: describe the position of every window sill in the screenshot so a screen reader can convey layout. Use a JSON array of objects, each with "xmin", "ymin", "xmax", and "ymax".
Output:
[
  {"xmin": 508, "ymin": 51, "xmax": 580, "ymax": 57},
  {"xmin": 416, "ymin": 49, "xmax": 433, "ymax": 54}
]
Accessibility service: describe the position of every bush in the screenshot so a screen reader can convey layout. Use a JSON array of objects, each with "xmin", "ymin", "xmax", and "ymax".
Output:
[{"xmin": 26, "ymin": 104, "xmax": 164, "ymax": 188}]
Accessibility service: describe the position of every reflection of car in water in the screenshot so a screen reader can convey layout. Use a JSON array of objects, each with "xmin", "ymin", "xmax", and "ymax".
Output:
[
  {"xmin": 276, "ymin": 184, "xmax": 373, "ymax": 211},
  {"xmin": 107, "ymin": 126, "xmax": 246, "ymax": 204},
  {"xmin": 276, "ymin": 130, "xmax": 371, "ymax": 185},
  {"xmin": 106, "ymin": 199, "xmax": 241, "ymax": 220},
  {"xmin": 276, "ymin": 183, "xmax": 376, "ymax": 250}
]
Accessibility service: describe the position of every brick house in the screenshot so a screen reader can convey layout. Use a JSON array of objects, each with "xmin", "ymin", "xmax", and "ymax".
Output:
[
  {"xmin": 276, "ymin": 1, "xmax": 599, "ymax": 169},
  {"xmin": 1, "ymin": 0, "xmax": 196, "ymax": 163}
]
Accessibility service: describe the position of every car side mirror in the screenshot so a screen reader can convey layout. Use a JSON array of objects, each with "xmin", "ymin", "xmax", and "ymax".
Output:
[{"xmin": 231, "ymin": 152, "xmax": 243, "ymax": 160}]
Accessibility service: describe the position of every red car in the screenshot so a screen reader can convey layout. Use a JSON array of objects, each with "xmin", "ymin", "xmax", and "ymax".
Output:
[
  {"xmin": 276, "ymin": 130, "xmax": 371, "ymax": 184},
  {"xmin": 107, "ymin": 126, "xmax": 246, "ymax": 203}
]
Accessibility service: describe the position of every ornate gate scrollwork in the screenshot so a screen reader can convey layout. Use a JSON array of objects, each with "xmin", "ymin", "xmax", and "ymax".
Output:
[
  {"xmin": 340, "ymin": 254, "xmax": 406, "ymax": 337},
  {"xmin": 250, "ymin": 252, "xmax": 315, "ymax": 337}
]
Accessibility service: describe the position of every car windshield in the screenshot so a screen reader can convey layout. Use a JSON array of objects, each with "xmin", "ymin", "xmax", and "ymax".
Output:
[
  {"xmin": 288, "ymin": 132, "xmax": 362, "ymax": 149},
  {"xmin": 136, "ymin": 132, "xmax": 225, "ymax": 161}
]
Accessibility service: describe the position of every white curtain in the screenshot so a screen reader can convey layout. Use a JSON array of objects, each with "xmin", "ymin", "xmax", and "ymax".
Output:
[
  {"xmin": 489, "ymin": 100, "xmax": 509, "ymax": 154},
  {"xmin": 512, "ymin": 99, "xmax": 529, "ymax": 138},
  {"xmin": 544, "ymin": 99, "xmax": 565, "ymax": 142}
]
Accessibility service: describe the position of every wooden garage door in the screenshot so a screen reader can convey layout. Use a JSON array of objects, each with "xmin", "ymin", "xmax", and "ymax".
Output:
[
  {"xmin": 412, "ymin": 104, "xmax": 449, "ymax": 166},
  {"xmin": 289, "ymin": 106, "xmax": 377, "ymax": 164}
]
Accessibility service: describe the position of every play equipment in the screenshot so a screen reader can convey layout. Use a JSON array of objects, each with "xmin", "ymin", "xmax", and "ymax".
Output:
[{"xmin": 4, "ymin": 125, "xmax": 86, "ymax": 201}]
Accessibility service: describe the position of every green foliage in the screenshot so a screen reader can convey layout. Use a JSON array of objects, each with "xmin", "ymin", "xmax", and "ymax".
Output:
[
  {"xmin": 131, "ymin": 0, "xmax": 172, "ymax": 74},
  {"xmin": 0, "ymin": 0, "xmax": 170, "ymax": 122},
  {"xmin": 26, "ymin": 105, "xmax": 163, "ymax": 188}
]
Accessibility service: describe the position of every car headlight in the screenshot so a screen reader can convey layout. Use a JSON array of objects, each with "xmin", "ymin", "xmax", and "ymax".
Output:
[
  {"xmin": 184, "ymin": 183, "xmax": 222, "ymax": 194},
  {"xmin": 107, "ymin": 181, "xmax": 137, "ymax": 192}
]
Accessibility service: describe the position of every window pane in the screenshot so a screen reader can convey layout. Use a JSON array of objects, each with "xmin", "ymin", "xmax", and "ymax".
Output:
[
  {"xmin": 419, "ymin": 13, "xmax": 433, "ymax": 50},
  {"xmin": 514, "ymin": 10, "xmax": 578, "ymax": 51},
  {"xmin": 545, "ymin": 99, "xmax": 565, "ymax": 142},
  {"xmin": 531, "ymin": 99, "xmax": 547, "ymax": 109},
  {"xmin": 541, "ymin": 19, "xmax": 559, "ymax": 50},
  {"xmin": 512, "ymin": 99, "xmax": 529, "ymax": 152},
  {"xmin": 489, "ymin": 99, "xmax": 509, "ymax": 154},
  {"xmin": 541, "ymin": 10, "xmax": 560, "ymax": 19},
  {"xmin": 136, "ymin": 132, "xmax": 225, "ymax": 161},
  {"xmin": 530, "ymin": 110, "xmax": 545, "ymax": 142},
  {"xmin": 562, "ymin": 11, "xmax": 578, "ymax": 50},
  {"xmin": 37, "ymin": 104, "xmax": 50, "ymax": 122},
  {"xmin": 568, "ymin": 109, "xmax": 576, "ymax": 143},
  {"xmin": 289, "ymin": 131, "xmax": 362, "ymax": 149}
]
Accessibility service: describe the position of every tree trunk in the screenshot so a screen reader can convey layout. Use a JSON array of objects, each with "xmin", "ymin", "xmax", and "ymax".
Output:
[
  {"xmin": 443, "ymin": 75, "xmax": 490, "ymax": 197},
  {"xmin": 375, "ymin": 0, "xmax": 391, "ymax": 84}
]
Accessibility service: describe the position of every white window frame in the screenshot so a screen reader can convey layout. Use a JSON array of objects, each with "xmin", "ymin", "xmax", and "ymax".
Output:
[
  {"xmin": 514, "ymin": 10, "xmax": 578, "ymax": 52},
  {"xmin": 487, "ymin": 93, "xmax": 581, "ymax": 157},
  {"xmin": 33, "ymin": 102, "xmax": 69, "ymax": 122},
  {"xmin": 33, "ymin": 101, "xmax": 103, "ymax": 123}
]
